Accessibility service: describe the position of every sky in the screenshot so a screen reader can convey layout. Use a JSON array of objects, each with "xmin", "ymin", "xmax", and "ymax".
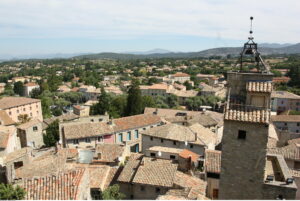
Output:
[{"xmin": 0, "ymin": 0, "xmax": 299, "ymax": 57}]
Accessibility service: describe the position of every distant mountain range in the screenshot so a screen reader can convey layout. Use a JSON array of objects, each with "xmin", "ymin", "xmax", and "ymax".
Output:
[
  {"xmin": 74, "ymin": 43, "xmax": 300, "ymax": 60},
  {"xmin": 1, "ymin": 43, "xmax": 300, "ymax": 61},
  {"xmin": 122, "ymin": 48, "xmax": 173, "ymax": 55}
]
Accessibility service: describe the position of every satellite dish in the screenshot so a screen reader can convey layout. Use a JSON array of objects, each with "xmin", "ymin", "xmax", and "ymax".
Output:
[
  {"xmin": 158, "ymin": 151, "xmax": 162, "ymax": 157},
  {"xmin": 185, "ymin": 141, "xmax": 188, "ymax": 146},
  {"xmin": 118, "ymin": 156, "xmax": 123, "ymax": 162}
]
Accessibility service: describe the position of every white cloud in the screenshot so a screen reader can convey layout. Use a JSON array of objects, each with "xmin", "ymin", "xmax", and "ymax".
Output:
[{"xmin": 0, "ymin": 0, "xmax": 299, "ymax": 43}]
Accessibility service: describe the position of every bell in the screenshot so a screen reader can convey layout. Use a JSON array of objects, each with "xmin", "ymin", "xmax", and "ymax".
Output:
[{"xmin": 245, "ymin": 48, "xmax": 253, "ymax": 55}]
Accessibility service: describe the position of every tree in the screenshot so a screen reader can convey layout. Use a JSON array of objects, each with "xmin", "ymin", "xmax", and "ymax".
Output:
[
  {"xmin": 13, "ymin": 81, "xmax": 24, "ymax": 96},
  {"xmin": 93, "ymin": 87, "xmax": 111, "ymax": 115},
  {"xmin": 30, "ymin": 88, "xmax": 41, "ymax": 99},
  {"xmin": 41, "ymin": 97, "xmax": 52, "ymax": 118},
  {"xmin": 51, "ymin": 107, "xmax": 62, "ymax": 116},
  {"xmin": 101, "ymin": 184, "xmax": 125, "ymax": 200},
  {"xmin": 166, "ymin": 94, "xmax": 179, "ymax": 108},
  {"xmin": 47, "ymin": 74, "xmax": 62, "ymax": 92},
  {"xmin": 110, "ymin": 95, "xmax": 127, "ymax": 118},
  {"xmin": 3, "ymin": 83, "xmax": 14, "ymax": 95},
  {"xmin": 141, "ymin": 95, "xmax": 156, "ymax": 110},
  {"xmin": 183, "ymin": 80, "xmax": 193, "ymax": 90},
  {"xmin": 0, "ymin": 183, "xmax": 26, "ymax": 200},
  {"xmin": 18, "ymin": 114, "xmax": 31, "ymax": 124},
  {"xmin": 125, "ymin": 80, "xmax": 143, "ymax": 116},
  {"xmin": 288, "ymin": 66, "xmax": 300, "ymax": 88},
  {"xmin": 43, "ymin": 119, "xmax": 59, "ymax": 147}
]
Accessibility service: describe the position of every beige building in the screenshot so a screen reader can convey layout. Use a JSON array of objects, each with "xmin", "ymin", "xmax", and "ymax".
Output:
[
  {"xmin": 141, "ymin": 123, "xmax": 217, "ymax": 156},
  {"xmin": 199, "ymin": 82, "xmax": 226, "ymax": 99},
  {"xmin": 169, "ymin": 72, "xmax": 190, "ymax": 83},
  {"xmin": 23, "ymin": 82, "xmax": 39, "ymax": 97},
  {"xmin": 60, "ymin": 114, "xmax": 163, "ymax": 153},
  {"xmin": 73, "ymin": 105, "xmax": 90, "ymax": 117},
  {"xmin": 140, "ymin": 83, "xmax": 170, "ymax": 97},
  {"xmin": 0, "ymin": 97, "xmax": 43, "ymax": 123}
]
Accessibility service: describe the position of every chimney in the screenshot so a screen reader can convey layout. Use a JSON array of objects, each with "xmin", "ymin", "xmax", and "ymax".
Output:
[
  {"xmin": 153, "ymin": 108, "xmax": 158, "ymax": 115},
  {"xmin": 107, "ymin": 118, "xmax": 114, "ymax": 125}
]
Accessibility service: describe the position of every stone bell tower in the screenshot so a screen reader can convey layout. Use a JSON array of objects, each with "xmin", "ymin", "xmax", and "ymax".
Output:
[{"xmin": 218, "ymin": 17, "xmax": 274, "ymax": 199}]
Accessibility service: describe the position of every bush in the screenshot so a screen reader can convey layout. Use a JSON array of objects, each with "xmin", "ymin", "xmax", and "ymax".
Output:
[{"xmin": 0, "ymin": 183, "xmax": 26, "ymax": 200}]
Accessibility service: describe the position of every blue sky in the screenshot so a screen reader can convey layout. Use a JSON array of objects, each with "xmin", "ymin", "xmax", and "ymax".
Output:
[{"xmin": 0, "ymin": 0, "xmax": 299, "ymax": 56}]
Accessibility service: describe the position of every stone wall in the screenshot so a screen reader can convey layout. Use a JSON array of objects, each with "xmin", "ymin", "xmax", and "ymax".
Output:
[
  {"xmin": 219, "ymin": 121, "xmax": 269, "ymax": 199},
  {"xmin": 132, "ymin": 183, "xmax": 169, "ymax": 200},
  {"xmin": 18, "ymin": 122, "xmax": 44, "ymax": 148},
  {"xmin": 263, "ymin": 183, "xmax": 297, "ymax": 200}
]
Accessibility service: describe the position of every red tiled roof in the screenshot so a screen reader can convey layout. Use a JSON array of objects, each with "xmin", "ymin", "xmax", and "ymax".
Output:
[
  {"xmin": 22, "ymin": 169, "xmax": 85, "ymax": 200},
  {"xmin": 179, "ymin": 149, "xmax": 200, "ymax": 162}
]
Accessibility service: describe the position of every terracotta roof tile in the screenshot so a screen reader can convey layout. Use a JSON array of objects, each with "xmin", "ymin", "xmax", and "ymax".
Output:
[
  {"xmin": 179, "ymin": 149, "xmax": 200, "ymax": 162},
  {"xmin": 246, "ymin": 81, "xmax": 272, "ymax": 93},
  {"xmin": 89, "ymin": 166, "xmax": 117, "ymax": 190},
  {"xmin": 0, "ymin": 125, "xmax": 16, "ymax": 149},
  {"xmin": 271, "ymin": 91, "xmax": 300, "ymax": 99},
  {"xmin": 0, "ymin": 110, "xmax": 15, "ymax": 125},
  {"xmin": 224, "ymin": 105, "xmax": 270, "ymax": 124},
  {"xmin": 94, "ymin": 144, "xmax": 125, "ymax": 163},
  {"xmin": 173, "ymin": 171, "xmax": 207, "ymax": 199},
  {"xmin": 268, "ymin": 143, "xmax": 300, "ymax": 161},
  {"xmin": 17, "ymin": 119, "xmax": 41, "ymax": 130},
  {"xmin": 0, "ymin": 97, "xmax": 40, "ymax": 109},
  {"xmin": 173, "ymin": 72, "xmax": 190, "ymax": 77},
  {"xmin": 22, "ymin": 169, "xmax": 85, "ymax": 200},
  {"xmin": 0, "ymin": 131, "xmax": 9, "ymax": 149},
  {"xmin": 24, "ymin": 82, "xmax": 38, "ymax": 87},
  {"xmin": 113, "ymin": 114, "xmax": 162, "ymax": 132},
  {"xmin": 141, "ymin": 124, "xmax": 197, "ymax": 143},
  {"xmin": 132, "ymin": 157, "xmax": 178, "ymax": 187},
  {"xmin": 63, "ymin": 122, "xmax": 114, "ymax": 140},
  {"xmin": 271, "ymin": 115, "xmax": 300, "ymax": 123},
  {"xmin": 205, "ymin": 150, "xmax": 221, "ymax": 174},
  {"xmin": 117, "ymin": 153, "xmax": 143, "ymax": 183}
]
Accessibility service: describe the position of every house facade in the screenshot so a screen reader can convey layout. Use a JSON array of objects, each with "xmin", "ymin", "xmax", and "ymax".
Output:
[
  {"xmin": 0, "ymin": 97, "xmax": 43, "ymax": 123},
  {"xmin": 271, "ymin": 91, "xmax": 300, "ymax": 113}
]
